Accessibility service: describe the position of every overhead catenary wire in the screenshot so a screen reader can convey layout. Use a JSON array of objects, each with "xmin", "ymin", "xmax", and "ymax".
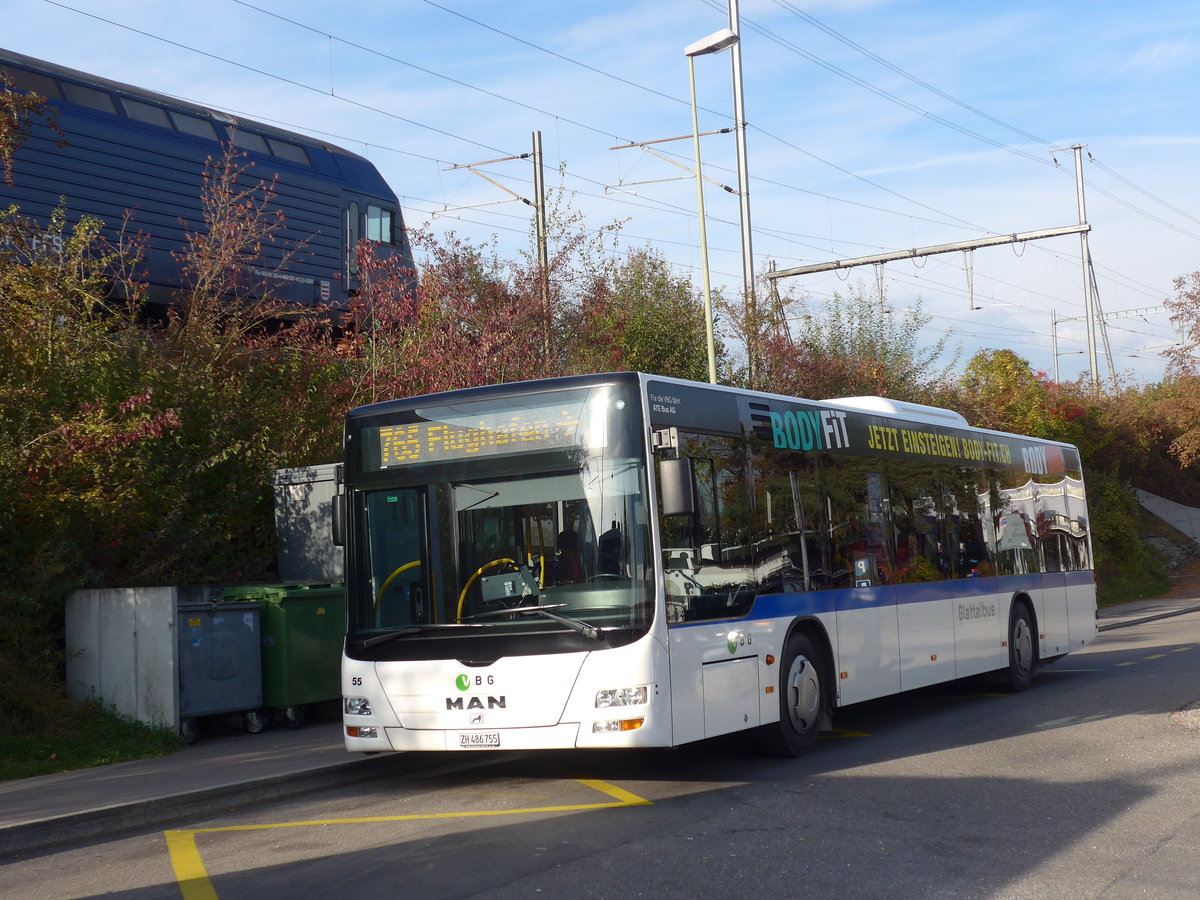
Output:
[{"xmin": 29, "ymin": 0, "xmax": 1185, "ymax": 379}]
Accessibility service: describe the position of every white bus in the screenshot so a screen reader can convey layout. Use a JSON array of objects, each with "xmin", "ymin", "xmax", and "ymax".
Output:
[{"xmin": 337, "ymin": 372, "xmax": 1096, "ymax": 756}]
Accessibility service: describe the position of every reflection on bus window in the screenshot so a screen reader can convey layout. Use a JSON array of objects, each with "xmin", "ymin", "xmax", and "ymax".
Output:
[{"xmin": 658, "ymin": 432, "xmax": 755, "ymax": 623}]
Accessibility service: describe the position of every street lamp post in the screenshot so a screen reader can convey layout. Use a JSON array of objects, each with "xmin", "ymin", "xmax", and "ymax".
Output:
[{"xmin": 685, "ymin": 27, "xmax": 739, "ymax": 385}]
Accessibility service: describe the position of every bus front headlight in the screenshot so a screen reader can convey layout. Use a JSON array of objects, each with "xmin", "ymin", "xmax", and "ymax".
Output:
[
  {"xmin": 595, "ymin": 686, "xmax": 648, "ymax": 709},
  {"xmin": 344, "ymin": 697, "xmax": 372, "ymax": 716}
]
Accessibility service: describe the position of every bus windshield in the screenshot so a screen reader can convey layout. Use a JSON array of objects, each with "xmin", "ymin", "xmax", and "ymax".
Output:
[{"xmin": 347, "ymin": 383, "xmax": 653, "ymax": 651}]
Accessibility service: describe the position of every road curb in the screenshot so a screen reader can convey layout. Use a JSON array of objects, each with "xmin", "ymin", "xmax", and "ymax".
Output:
[
  {"xmin": 0, "ymin": 754, "xmax": 395, "ymax": 859},
  {"xmin": 1098, "ymin": 605, "xmax": 1200, "ymax": 632}
]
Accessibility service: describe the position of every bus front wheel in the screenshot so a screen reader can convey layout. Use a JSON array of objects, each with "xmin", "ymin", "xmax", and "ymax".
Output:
[{"xmin": 757, "ymin": 631, "xmax": 823, "ymax": 757}]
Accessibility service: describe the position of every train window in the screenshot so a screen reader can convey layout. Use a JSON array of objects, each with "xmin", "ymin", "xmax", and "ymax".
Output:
[
  {"xmin": 232, "ymin": 128, "xmax": 269, "ymax": 154},
  {"xmin": 366, "ymin": 205, "xmax": 394, "ymax": 244},
  {"xmin": 122, "ymin": 97, "xmax": 170, "ymax": 128},
  {"xmin": 62, "ymin": 82, "xmax": 116, "ymax": 113},
  {"xmin": 268, "ymin": 138, "xmax": 309, "ymax": 165},
  {"xmin": 169, "ymin": 111, "xmax": 217, "ymax": 141},
  {"xmin": 1, "ymin": 66, "xmax": 62, "ymax": 99}
]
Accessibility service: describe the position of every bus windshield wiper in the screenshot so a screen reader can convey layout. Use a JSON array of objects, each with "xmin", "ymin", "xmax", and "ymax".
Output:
[
  {"xmin": 357, "ymin": 624, "xmax": 450, "ymax": 649},
  {"xmin": 462, "ymin": 603, "xmax": 604, "ymax": 641}
]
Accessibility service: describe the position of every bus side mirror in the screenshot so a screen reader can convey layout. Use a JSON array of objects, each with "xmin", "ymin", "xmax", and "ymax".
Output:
[
  {"xmin": 331, "ymin": 494, "xmax": 345, "ymax": 549},
  {"xmin": 331, "ymin": 492, "xmax": 345, "ymax": 547},
  {"xmin": 331, "ymin": 463, "xmax": 346, "ymax": 547},
  {"xmin": 659, "ymin": 457, "xmax": 697, "ymax": 518}
]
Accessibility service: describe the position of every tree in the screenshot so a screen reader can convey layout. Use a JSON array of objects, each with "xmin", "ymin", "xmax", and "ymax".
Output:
[
  {"xmin": 958, "ymin": 349, "xmax": 1059, "ymax": 435},
  {"xmin": 0, "ymin": 74, "xmax": 55, "ymax": 186},
  {"xmin": 753, "ymin": 282, "xmax": 958, "ymax": 403},
  {"xmin": 564, "ymin": 246, "xmax": 714, "ymax": 380},
  {"xmin": 1160, "ymin": 271, "xmax": 1200, "ymax": 466}
]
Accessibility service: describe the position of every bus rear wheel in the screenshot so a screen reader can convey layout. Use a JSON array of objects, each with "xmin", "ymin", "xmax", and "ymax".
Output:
[
  {"xmin": 757, "ymin": 631, "xmax": 823, "ymax": 757},
  {"xmin": 1005, "ymin": 602, "xmax": 1037, "ymax": 692}
]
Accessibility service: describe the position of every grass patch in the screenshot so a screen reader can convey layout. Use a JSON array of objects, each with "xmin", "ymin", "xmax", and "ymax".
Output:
[{"xmin": 0, "ymin": 701, "xmax": 182, "ymax": 782}]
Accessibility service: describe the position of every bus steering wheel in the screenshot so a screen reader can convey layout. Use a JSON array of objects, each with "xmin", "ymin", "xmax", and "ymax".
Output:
[{"xmin": 456, "ymin": 558, "xmax": 517, "ymax": 622}]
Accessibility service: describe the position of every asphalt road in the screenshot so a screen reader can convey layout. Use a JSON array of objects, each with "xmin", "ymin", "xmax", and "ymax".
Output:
[{"xmin": 3, "ymin": 608, "xmax": 1199, "ymax": 899}]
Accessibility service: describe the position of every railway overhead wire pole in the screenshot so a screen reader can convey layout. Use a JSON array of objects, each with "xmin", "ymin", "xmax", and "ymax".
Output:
[{"xmin": 765, "ymin": 223, "xmax": 1094, "ymax": 379}]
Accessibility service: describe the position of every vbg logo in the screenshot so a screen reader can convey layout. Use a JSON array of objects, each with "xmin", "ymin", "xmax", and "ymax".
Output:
[
  {"xmin": 449, "ymin": 672, "xmax": 505, "ymax": 710},
  {"xmin": 455, "ymin": 673, "xmax": 495, "ymax": 690}
]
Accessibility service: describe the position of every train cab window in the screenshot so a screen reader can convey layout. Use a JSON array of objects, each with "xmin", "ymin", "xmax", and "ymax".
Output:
[
  {"xmin": 366, "ymin": 205, "xmax": 394, "ymax": 244},
  {"xmin": 232, "ymin": 128, "xmax": 269, "ymax": 154},
  {"xmin": 62, "ymin": 82, "xmax": 116, "ymax": 113},
  {"xmin": 1, "ymin": 67, "xmax": 61, "ymax": 99},
  {"xmin": 268, "ymin": 138, "xmax": 309, "ymax": 165},
  {"xmin": 169, "ymin": 111, "xmax": 217, "ymax": 141},
  {"xmin": 122, "ymin": 97, "xmax": 171, "ymax": 128}
]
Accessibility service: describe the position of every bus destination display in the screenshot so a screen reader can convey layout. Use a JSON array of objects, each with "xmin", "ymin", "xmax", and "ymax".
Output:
[{"xmin": 372, "ymin": 409, "xmax": 582, "ymax": 469}]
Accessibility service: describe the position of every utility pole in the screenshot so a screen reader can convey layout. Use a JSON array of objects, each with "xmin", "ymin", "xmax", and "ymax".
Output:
[
  {"xmin": 1052, "ymin": 309, "xmax": 1060, "ymax": 384},
  {"xmin": 441, "ymin": 134, "xmax": 551, "ymax": 357},
  {"xmin": 1054, "ymin": 144, "xmax": 1099, "ymax": 390},
  {"xmin": 728, "ymin": 0, "xmax": 757, "ymax": 386},
  {"xmin": 532, "ymin": 131, "xmax": 550, "ymax": 359}
]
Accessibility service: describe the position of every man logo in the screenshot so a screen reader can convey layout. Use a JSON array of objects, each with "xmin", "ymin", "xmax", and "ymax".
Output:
[{"xmin": 446, "ymin": 696, "xmax": 506, "ymax": 710}]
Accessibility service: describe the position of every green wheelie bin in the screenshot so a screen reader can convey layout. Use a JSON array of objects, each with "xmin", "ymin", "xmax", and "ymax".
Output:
[{"xmin": 221, "ymin": 583, "xmax": 346, "ymax": 728}]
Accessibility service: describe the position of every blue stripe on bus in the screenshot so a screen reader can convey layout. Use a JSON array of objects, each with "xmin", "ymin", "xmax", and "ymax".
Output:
[{"xmin": 670, "ymin": 570, "xmax": 1094, "ymax": 628}]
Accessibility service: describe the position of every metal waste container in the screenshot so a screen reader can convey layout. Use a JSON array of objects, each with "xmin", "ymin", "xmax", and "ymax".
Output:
[
  {"xmin": 177, "ymin": 598, "xmax": 263, "ymax": 740},
  {"xmin": 222, "ymin": 583, "xmax": 346, "ymax": 727}
]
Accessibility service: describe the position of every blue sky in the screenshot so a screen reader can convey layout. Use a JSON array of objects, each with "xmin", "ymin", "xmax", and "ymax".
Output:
[{"xmin": 5, "ymin": 0, "xmax": 1198, "ymax": 384}]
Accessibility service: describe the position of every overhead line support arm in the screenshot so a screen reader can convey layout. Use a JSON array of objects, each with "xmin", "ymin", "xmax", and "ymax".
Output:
[{"xmin": 765, "ymin": 224, "xmax": 1091, "ymax": 280}]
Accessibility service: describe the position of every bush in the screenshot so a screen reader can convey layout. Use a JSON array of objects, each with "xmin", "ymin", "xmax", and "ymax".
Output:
[
  {"xmin": 1089, "ymin": 478, "xmax": 1169, "ymax": 606},
  {"xmin": 0, "ymin": 700, "xmax": 182, "ymax": 782}
]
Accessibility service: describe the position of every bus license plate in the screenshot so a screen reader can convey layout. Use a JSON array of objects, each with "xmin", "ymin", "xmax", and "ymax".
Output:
[{"xmin": 458, "ymin": 731, "xmax": 500, "ymax": 749}]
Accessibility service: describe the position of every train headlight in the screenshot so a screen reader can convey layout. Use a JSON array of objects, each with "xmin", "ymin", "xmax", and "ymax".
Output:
[
  {"xmin": 595, "ymin": 686, "xmax": 648, "ymax": 709},
  {"xmin": 344, "ymin": 696, "xmax": 372, "ymax": 716}
]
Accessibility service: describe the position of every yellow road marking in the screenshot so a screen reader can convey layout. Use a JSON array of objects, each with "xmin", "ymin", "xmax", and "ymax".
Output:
[
  {"xmin": 164, "ymin": 779, "xmax": 650, "ymax": 897},
  {"xmin": 165, "ymin": 830, "xmax": 217, "ymax": 900},
  {"xmin": 823, "ymin": 727, "xmax": 870, "ymax": 739}
]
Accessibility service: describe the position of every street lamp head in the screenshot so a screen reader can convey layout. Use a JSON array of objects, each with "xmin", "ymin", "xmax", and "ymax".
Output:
[{"xmin": 684, "ymin": 28, "xmax": 739, "ymax": 58}]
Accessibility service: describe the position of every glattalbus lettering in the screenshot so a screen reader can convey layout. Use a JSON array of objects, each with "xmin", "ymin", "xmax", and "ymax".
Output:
[
  {"xmin": 957, "ymin": 600, "xmax": 996, "ymax": 621},
  {"xmin": 770, "ymin": 409, "xmax": 850, "ymax": 451}
]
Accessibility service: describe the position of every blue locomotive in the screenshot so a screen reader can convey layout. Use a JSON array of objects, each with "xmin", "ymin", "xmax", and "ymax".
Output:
[{"xmin": 0, "ymin": 48, "xmax": 413, "ymax": 311}]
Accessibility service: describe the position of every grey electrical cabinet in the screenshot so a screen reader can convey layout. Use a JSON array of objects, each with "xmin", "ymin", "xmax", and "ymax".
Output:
[{"xmin": 272, "ymin": 464, "xmax": 343, "ymax": 583}]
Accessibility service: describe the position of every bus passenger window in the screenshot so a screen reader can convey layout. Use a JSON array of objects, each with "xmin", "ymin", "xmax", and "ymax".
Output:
[
  {"xmin": 749, "ymin": 445, "xmax": 830, "ymax": 594},
  {"xmin": 992, "ymin": 469, "xmax": 1040, "ymax": 576},
  {"xmin": 657, "ymin": 432, "xmax": 755, "ymax": 622},
  {"xmin": 821, "ymin": 455, "xmax": 892, "ymax": 587},
  {"xmin": 942, "ymin": 467, "xmax": 992, "ymax": 578}
]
